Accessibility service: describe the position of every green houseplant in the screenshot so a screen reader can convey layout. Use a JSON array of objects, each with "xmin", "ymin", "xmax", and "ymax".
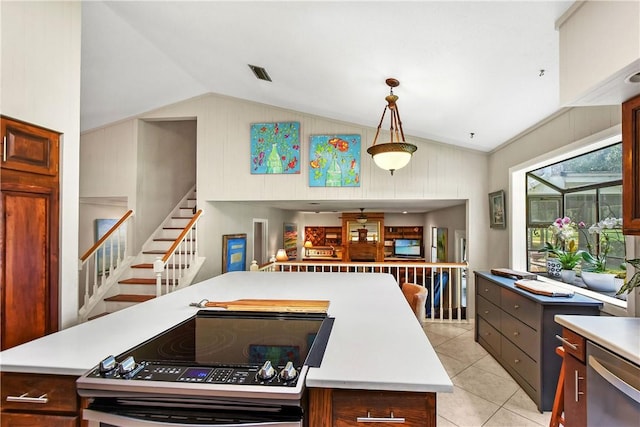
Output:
[
  {"xmin": 538, "ymin": 217, "xmax": 583, "ymax": 281},
  {"xmin": 617, "ymin": 258, "xmax": 640, "ymax": 295}
]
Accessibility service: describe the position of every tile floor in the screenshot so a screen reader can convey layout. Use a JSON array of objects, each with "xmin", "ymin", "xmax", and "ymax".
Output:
[{"xmin": 423, "ymin": 321, "xmax": 552, "ymax": 427}]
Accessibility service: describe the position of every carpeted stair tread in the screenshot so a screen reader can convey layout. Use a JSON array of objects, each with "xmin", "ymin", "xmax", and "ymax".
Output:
[{"xmin": 104, "ymin": 294, "xmax": 155, "ymax": 303}]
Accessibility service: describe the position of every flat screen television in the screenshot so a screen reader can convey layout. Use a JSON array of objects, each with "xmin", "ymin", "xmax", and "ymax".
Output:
[{"xmin": 394, "ymin": 239, "xmax": 422, "ymax": 257}]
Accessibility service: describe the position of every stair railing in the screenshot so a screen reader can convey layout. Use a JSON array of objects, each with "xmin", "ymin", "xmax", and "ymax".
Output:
[
  {"xmin": 154, "ymin": 209, "xmax": 203, "ymax": 296},
  {"xmin": 78, "ymin": 210, "xmax": 135, "ymax": 317}
]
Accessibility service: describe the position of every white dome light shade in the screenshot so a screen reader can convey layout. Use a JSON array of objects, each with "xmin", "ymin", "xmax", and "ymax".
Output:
[
  {"xmin": 367, "ymin": 78, "xmax": 418, "ymax": 175},
  {"xmin": 367, "ymin": 142, "xmax": 417, "ymax": 175}
]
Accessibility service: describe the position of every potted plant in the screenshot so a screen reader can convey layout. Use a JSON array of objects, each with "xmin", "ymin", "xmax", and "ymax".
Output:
[
  {"xmin": 580, "ymin": 217, "xmax": 624, "ymax": 292},
  {"xmin": 617, "ymin": 258, "xmax": 640, "ymax": 295},
  {"xmin": 538, "ymin": 217, "xmax": 582, "ymax": 282}
]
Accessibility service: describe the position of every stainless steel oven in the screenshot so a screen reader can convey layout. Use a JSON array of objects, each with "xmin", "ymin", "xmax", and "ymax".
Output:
[
  {"xmin": 587, "ymin": 341, "xmax": 640, "ymax": 427},
  {"xmin": 77, "ymin": 310, "xmax": 334, "ymax": 426}
]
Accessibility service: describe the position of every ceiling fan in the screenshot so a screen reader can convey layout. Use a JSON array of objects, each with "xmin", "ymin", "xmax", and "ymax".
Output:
[{"xmin": 356, "ymin": 208, "xmax": 368, "ymax": 224}]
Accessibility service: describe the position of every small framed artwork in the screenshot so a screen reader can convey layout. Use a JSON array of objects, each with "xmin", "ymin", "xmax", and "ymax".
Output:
[
  {"xmin": 250, "ymin": 122, "xmax": 300, "ymax": 174},
  {"xmin": 283, "ymin": 223, "xmax": 298, "ymax": 259},
  {"xmin": 489, "ymin": 190, "xmax": 507, "ymax": 229},
  {"xmin": 95, "ymin": 218, "xmax": 126, "ymax": 275},
  {"xmin": 222, "ymin": 233, "xmax": 247, "ymax": 273},
  {"xmin": 309, "ymin": 134, "xmax": 361, "ymax": 187}
]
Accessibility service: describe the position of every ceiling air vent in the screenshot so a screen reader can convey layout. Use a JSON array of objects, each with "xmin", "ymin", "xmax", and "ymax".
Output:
[{"xmin": 248, "ymin": 64, "xmax": 272, "ymax": 82}]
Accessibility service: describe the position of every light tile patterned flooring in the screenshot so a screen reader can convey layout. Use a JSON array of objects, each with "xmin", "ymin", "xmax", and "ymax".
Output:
[{"xmin": 423, "ymin": 321, "xmax": 552, "ymax": 427}]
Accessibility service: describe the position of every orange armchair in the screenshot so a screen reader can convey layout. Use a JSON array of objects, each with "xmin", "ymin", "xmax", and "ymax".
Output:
[{"xmin": 401, "ymin": 282, "xmax": 427, "ymax": 322}]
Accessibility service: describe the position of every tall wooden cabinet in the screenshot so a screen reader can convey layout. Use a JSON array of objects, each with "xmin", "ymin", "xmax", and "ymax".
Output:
[
  {"xmin": 623, "ymin": 93, "xmax": 640, "ymax": 235},
  {"xmin": 1, "ymin": 116, "xmax": 60, "ymax": 350}
]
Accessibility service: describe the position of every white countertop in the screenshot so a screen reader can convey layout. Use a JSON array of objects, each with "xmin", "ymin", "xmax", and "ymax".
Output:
[
  {"xmin": 0, "ymin": 272, "xmax": 452, "ymax": 393},
  {"xmin": 555, "ymin": 315, "xmax": 640, "ymax": 366}
]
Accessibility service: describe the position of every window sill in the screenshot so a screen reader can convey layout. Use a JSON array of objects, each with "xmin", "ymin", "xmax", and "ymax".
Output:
[{"xmin": 536, "ymin": 275, "xmax": 627, "ymax": 316}]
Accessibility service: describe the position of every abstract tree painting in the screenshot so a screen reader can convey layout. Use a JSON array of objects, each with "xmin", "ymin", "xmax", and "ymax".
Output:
[
  {"xmin": 250, "ymin": 122, "xmax": 300, "ymax": 174},
  {"xmin": 309, "ymin": 134, "xmax": 360, "ymax": 187}
]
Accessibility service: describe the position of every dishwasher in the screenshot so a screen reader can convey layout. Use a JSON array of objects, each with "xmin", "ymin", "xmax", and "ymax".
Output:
[{"xmin": 587, "ymin": 341, "xmax": 640, "ymax": 426}]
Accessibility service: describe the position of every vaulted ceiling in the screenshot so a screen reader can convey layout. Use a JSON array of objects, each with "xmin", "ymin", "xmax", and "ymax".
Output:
[{"xmin": 81, "ymin": 1, "xmax": 573, "ymax": 154}]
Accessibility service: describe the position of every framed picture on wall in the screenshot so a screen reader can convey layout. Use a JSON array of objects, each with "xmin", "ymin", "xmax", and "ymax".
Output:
[
  {"xmin": 222, "ymin": 233, "xmax": 247, "ymax": 273},
  {"xmin": 283, "ymin": 223, "xmax": 298, "ymax": 259},
  {"xmin": 489, "ymin": 190, "xmax": 507, "ymax": 229}
]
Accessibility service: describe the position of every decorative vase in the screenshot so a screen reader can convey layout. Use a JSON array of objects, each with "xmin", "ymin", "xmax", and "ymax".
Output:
[
  {"xmin": 546, "ymin": 258, "xmax": 562, "ymax": 278},
  {"xmin": 581, "ymin": 272, "xmax": 618, "ymax": 292},
  {"xmin": 561, "ymin": 269, "xmax": 576, "ymax": 284}
]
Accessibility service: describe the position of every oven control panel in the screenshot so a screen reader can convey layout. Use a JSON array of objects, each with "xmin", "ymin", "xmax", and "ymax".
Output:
[{"xmin": 88, "ymin": 356, "xmax": 302, "ymax": 387}]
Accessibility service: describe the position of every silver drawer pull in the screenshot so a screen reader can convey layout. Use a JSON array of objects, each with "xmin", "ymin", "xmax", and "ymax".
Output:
[
  {"xmin": 357, "ymin": 411, "xmax": 405, "ymax": 423},
  {"xmin": 484, "ymin": 310, "xmax": 489, "ymax": 314},
  {"xmin": 513, "ymin": 304, "xmax": 520, "ymax": 309},
  {"xmin": 514, "ymin": 359, "xmax": 520, "ymax": 364},
  {"xmin": 513, "ymin": 331, "xmax": 520, "ymax": 336},
  {"xmin": 6, "ymin": 392, "xmax": 49, "ymax": 404},
  {"xmin": 484, "ymin": 288, "xmax": 489, "ymax": 292},
  {"xmin": 555, "ymin": 334, "xmax": 578, "ymax": 351}
]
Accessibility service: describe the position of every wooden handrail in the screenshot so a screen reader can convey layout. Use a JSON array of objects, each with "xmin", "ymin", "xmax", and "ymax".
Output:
[
  {"xmin": 80, "ymin": 210, "xmax": 134, "ymax": 262},
  {"xmin": 161, "ymin": 209, "xmax": 203, "ymax": 263}
]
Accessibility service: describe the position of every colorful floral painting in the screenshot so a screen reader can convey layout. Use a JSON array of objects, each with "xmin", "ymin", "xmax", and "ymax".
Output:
[
  {"xmin": 309, "ymin": 134, "xmax": 360, "ymax": 187},
  {"xmin": 250, "ymin": 122, "xmax": 300, "ymax": 174}
]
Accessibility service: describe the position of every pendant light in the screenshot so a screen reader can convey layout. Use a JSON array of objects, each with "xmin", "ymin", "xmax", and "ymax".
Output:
[{"xmin": 367, "ymin": 78, "xmax": 418, "ymax": 175}]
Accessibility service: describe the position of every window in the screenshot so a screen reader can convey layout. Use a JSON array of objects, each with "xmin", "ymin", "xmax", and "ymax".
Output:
[{"xmin": 525, "ymin": 143, "xmax": 624, "ymax": 299}]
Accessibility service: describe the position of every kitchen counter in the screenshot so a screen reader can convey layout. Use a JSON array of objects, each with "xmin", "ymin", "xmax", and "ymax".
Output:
[
  {"xmin": 0, "ymin": 272, "xmax": 452, "ymax": 394},
  {"xmin": 555, "ymin": 315, "xmax": 640, "ymax": 365}
]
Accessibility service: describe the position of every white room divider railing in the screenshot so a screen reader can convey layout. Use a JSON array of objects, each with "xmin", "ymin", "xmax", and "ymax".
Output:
[
  {"xmin": 258, "ymin": 261, "xmax": 468, "ymax": 321},
  {"xmin": 78, "ymin": 210, "xmax": 135, "ymax": 318}
]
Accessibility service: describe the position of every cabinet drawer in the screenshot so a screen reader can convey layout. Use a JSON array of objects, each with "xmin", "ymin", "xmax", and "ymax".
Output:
[
  {"xmin": 501, "ymin": 289, "xmax": 539, "ymax": 329},
  {"xmin": 501, "ymin": 337, "xmax": 538, "ymax": 391},
  {"xmin": 0, "ymin": 412, "xmax": 78, "ymax": 427},
  {"xmin": 561, "ymin": 328, "xmax": 586, "ymax": 362},
  {"xmin": 332, "ymin": 389, "xmax": 434, "ymax": 426},
  {"xmin": 1, "ymin": 372, "xmax": 78, "ymax": 413},
  {"xmin": 1, "ymin": 117, "xmax": 59, "ymax": 176},
  {"xmin": 501, "ymin": 311, "xmax": 538, "ymax": 360},
  {"xmin": 477, "ymin": 296, "xmax": 500, "ymax": 330},
  {"xmin": 477, "ymin": 317, "xmax": 501, "ymax": 356},
  {"xmin": 476, "ymin": 277, "xmax": 501, "ymax": 305}
]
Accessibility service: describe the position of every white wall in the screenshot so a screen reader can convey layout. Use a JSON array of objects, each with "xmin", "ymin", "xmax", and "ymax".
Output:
[
  {"xmin": 136, "ymin": 119, "xmax": 197, "ymax": 251},
  {"xmin": 487, "ymin": 105, "xmax": 622, "ymax": 271},
  {"xmin": 1, "ymin": 1, "xmax": 81, "ymax": 328},
  {"xmin": 137, "ymin": 93, "xmax": 489, "ymax": 278},
  {"xmin": 198, "ymin": 201, "xmax": 298, "ymax": 279}
]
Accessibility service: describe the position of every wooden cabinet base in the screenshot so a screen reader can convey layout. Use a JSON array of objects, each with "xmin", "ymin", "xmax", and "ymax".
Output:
[
  {"xmin": 0, "ymin": 372, "xmax": 80, "ymax": 426},
  {"xmin": 1, "ymin": 413, "xmax": 78, "ymax": 427},
  {"xmin": 308, "ymin": 388, "xmax": 436, "ymax": 426}
]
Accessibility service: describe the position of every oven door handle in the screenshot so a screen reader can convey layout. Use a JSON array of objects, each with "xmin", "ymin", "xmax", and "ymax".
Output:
[
  {"xmin": 83, "ymin": 408, "xmax": 302, "ymax": 427},
  {"xmin": 588, "ymin": 355, "xmax": 640, "ymax": 404}
]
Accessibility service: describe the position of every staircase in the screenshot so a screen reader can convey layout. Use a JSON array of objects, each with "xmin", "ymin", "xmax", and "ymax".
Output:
[{"xmin": 86, "ymin": 190, "xmax": 203, "ymax": 319}]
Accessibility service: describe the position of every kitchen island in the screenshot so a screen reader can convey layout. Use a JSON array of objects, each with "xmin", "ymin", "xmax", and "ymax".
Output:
[{"xmin": 0, "ymin": 272, "xmax": 452, "ymax": 426}]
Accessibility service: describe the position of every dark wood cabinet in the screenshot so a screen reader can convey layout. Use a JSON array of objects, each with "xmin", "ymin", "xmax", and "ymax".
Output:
[
  {"xmin": 1, "ymin": 116, "xmax": 60, "ymax": 350},
  {"xmin": 623, "ymin": 93, "xmax": 640, "ymax": 235},
  {"xmin": 474, "ymin": 272, "xmax": 601, "ymax": 412},
  {"xmin": 560, "ymin": 328, "xmax": 587, "ymax": 427},
  {"xmin": 308, "ymin": 388, "xmax": 436, "ymax": 427},
  {"xmin": 0, "ymin": 372, "xmax": 80, "ymax": 426}
]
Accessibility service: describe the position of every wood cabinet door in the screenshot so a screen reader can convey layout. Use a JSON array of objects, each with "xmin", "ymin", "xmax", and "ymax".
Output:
[
  {"xmin": 563, "ymin": 353, "xmax": 587, "ymax": 427},
  {"xmin": 1, "ymin": 116, "xmax": 59, "ymax": 176},
  {"xmin": 0, "ymin": 413, "xmax": 78, "ymax": 427},
  {"xmin": 623, "ymin": 94, "xmax": 640, "ymax": 235},
  {"xmin": 1, "ymin": 182, "xmax": 59, "ymax": 349}
]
